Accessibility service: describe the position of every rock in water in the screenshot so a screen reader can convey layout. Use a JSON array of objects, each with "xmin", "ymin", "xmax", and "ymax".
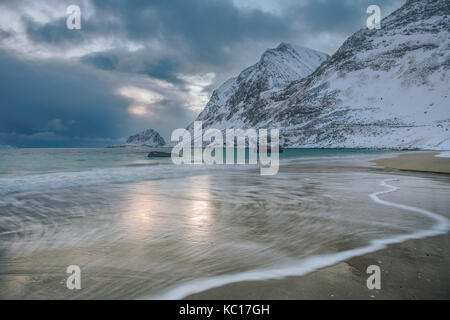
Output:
[{"xmin": 147, "ymin": 151, "xmax": 172, "ymax": 158}]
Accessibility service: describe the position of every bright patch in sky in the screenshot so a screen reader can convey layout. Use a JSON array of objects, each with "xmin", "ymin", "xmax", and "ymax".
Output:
[
  {"xmin": 177, "ymin": 72, "xmax": 216, "ymax": 112},
  {"xmin": 117, "ymin": 86, "xmax": 164, "ymax": 116},
  {"xmin": 117, "ymin": 86, "xmax": 164, "ymax": 104},
  {"xmin": 127, "ymin": 105, "xmax": 148, "ymax": 116}
]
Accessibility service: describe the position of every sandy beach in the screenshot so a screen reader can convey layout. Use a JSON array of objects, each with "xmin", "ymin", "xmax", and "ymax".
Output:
[
  {"xmin": 1, "ymin": 150, "xmax": 449, "ymax": 299},
  {"xmin": 184, "ymin": 152, "xmax": 450, "ymax": 300},
  {"xmin": 186, "ymin": 233, "xmax": 449, "ymax": 299},
  {"xmin": 373, "ymin": 151, "xmax": 450, "ymax": 174}
]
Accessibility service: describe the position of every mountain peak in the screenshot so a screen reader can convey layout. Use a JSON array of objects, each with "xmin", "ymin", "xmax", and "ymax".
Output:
[
  {"xmin": 189, "ymin": 44, "xmax": 329, "ymax": 130},
  {"xmin": 188, "ymin": 0, "xmax": 449, "ymax": 149},
  {"xmin": 237, "ymin": 43, "xmax": 329, "ymax": 92},
  {"xmin": 268, "ymin": 0, "xmax": 450, "ymax": 149},
  {"xmin": 260, "ymin": 42, "xmax": 295, "ymax": 61},
  {"xmin": 276, "ymin": 42, "xmax": 291, "ymax": 49},
  {"xmin": 270, "ymin": 42, "xmax": 296, "ymax": 53}
]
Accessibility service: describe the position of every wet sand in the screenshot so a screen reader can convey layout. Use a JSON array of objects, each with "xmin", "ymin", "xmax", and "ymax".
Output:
[
  {"xmin": 186, "ymin": 233, "xmax": 450, "ymax": 299},
  {"xmin": 373, "ymin": 152, "xmax": 450, "ymax": 174},
  {"xmin": 185, "ymin": 154, "xmax": 450, "ymax": 300},
  {"xmin": 1, "ymin": 151, "xmax": 449, "ymax": 299}
]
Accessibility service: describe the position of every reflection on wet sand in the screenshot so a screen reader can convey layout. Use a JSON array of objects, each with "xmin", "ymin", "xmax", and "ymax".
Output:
[
  {"xmin": 118, "ymin": 175, "xmax": 213, "ymax": 244},
  {"xmin": 186, "ymin": 175, "xmax": 213, "ymax": 244},
  {"xmin": 119, "ymin": 185, "xmax": 158, "ymax": 237}
]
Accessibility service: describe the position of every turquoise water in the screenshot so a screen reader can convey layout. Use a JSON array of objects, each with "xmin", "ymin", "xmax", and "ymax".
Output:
[
  {"xmin": 0, "ymin": 147, "xmax": 386, "ymax": 176},
  {"xmin": 0, "ymin": 147, "xmax": 388, "ymax": 196},
  {"xmin": 0, "ymin": 147, "xmax": 172, "ymax": 176}
]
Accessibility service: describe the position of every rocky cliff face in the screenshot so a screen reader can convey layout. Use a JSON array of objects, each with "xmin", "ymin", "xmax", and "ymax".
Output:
[
  {"xmin": 187, "ymin": 43, "xmax": 329, "ymax": 131},
  {"xmin": 123, "ymin": 129, "xmax": 165, "ymax": 147},
  {"xmin": 191, "ymin": 0, "xmax": 450, "ymax": 150}
]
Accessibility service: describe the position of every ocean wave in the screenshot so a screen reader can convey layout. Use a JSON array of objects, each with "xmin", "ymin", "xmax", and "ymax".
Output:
[{"xmin": 0, "ymin": 163, "xmax": 250, "ymax": 195}]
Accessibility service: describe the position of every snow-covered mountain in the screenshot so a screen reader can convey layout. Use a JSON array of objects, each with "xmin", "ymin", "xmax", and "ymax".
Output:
[
  {"xmin": 191, "ymin": 0, "xmax": 450, "ymax": 150},
  {"xmin": 120, "ymin": 129, "xmax": 165, "ymax": 147},
  {"xmin": 187, "ymin": 43, "xmax": 329, "ymax": 131}
]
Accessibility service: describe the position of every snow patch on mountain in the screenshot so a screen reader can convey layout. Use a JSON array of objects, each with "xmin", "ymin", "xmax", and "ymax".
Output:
[
  {"xmin": 271, "ymin": 0, "xmax": 450, "ymax": 150},
  {"xmin": 190, "ymin": 0, "xmax": 449, "ymax": 150},
  {"xmin": 119, "ymin": 129, "xmax": 165, "ymax": 147},
  {"xmin": 188, "ymin": 43, "xmax": 329, "ymax": 132}
]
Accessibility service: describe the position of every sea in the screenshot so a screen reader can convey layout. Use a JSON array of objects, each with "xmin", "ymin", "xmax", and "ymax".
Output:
[{"xmin": 0, "ymin": 148, "xmax": 448, "ymax": 299}]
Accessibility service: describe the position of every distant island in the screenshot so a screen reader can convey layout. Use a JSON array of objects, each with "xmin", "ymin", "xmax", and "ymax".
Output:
[{"xmin": 108, "ymin": 128, "xmax": 166, "ymax": 148}]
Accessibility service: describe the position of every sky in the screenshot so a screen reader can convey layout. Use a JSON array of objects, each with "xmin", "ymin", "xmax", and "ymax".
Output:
[{"xmin": 0, "ymin": 0, "xmax": 404, "ymax": 147}]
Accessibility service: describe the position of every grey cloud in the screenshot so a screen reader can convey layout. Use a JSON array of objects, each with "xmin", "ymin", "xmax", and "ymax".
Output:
[
  {"xmin": 0, "ymin": 49, "xmax": 195, "ymax": 147},
  {"xmin": 80, "ymin": 50, "xmax": 183, "ymax": 84},
  {"xmin": 0, "ymin": 29, "xmax": 13, "ymax": 39},
  {"xmin": 288, "ymin": 0, "xmax": 405, "ymax": 34},
  {"xmin": 22, "ymin": 0, "xmax": 294, "ymax": 66},
  {"xmin": 74, "ymin": 0, "xmax": 404, "ymax": 86},
  {"xmin": 19, "ymin": 0, "xmax": 406, "ymax": 86},
  {"xmin": 80, "ymin": 52, "xmax": 119, "ymax": 71},
  {"xmin": 0, "ymin": 0, "xmax": 406, "ymax": 147}
]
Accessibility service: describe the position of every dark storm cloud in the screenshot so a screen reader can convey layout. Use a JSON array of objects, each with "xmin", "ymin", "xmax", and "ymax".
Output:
[
  {"xmin": 22, "ymin": 0, "xmax": 293, "ymax": 69},
  {"xmin": 0, "ymin": 29, "xmax": 12, "ymax": 39},
  {"xmin": 23, "ymin": 0, "xmax": 404, "ymax": 54},
  {"xmin": 19, "ymin": 0, "xmax": 405, "ymax": 83},
  {"xmin": 80, "ymin": 51, "xmax": 119, "ymax": 71},
  {"xmin": 290, "ymin": 0, "xmax": 404, "ymax": 33},
  {"xmin": 81, "ymin": 50, "xmax": 183, "ymax": 84},
  {"xmin": 23, "ymin": 10, "xmax": 122, "ymax": 47},
  {"xmin": 89, "ymin": 0, "xmax": 291, "ymax": 55},
  {"xmin": 142, "ymin": 58, "xmax": 183, "ymax": 84},
  {"xmin": 75, "ymin": 0, "xmax": 403, "ymax": 83},
  {"xmin": 0, "ymin": 49, "xmax": 126, "ymax": 147},
  {"xmin": 0, "ymin": 0, "xmax": 406, "ymax": 147},
  {"xmin": 0, "ymin": 49, "xmax": 194, "ymax": 147},
  {"xmin": 24, "ymin": 16, "xmax": 81, "ymax": 44}
]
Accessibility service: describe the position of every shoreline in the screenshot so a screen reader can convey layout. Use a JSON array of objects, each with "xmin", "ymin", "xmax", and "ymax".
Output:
[
  {"xmin": 178, "ymin": 154, "xmax": 450, "ymax": 300},
  {"xmin": 372, "ymin": 151, "xmax": 450, "ymax": 174},
  {"xmin": 156, "ymin": 177, "xmax": 450, "ymax": 300},
  {"xmin": 2, "ymin": 150, "xmax": 449, "ymax": 299},
  {"xmin": 182, "ymin": 177, "xmax": 450, "ymax": 300},
  {"xmin": 185, "ymin": 233, "xmax": 449, "ymax": 299}
]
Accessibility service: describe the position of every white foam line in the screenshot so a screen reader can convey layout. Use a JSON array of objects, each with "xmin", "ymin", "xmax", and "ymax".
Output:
[
  {"xmin": 0, "ymin": 229, "xmax": 29, "ymax": 236},
  {"xmin": 0, "ymin": 222, "xmax": 73, "ymax": 236},
  {"xmin": 144, "ymin": 179, "xmax": 449, "ymax": 300}
]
